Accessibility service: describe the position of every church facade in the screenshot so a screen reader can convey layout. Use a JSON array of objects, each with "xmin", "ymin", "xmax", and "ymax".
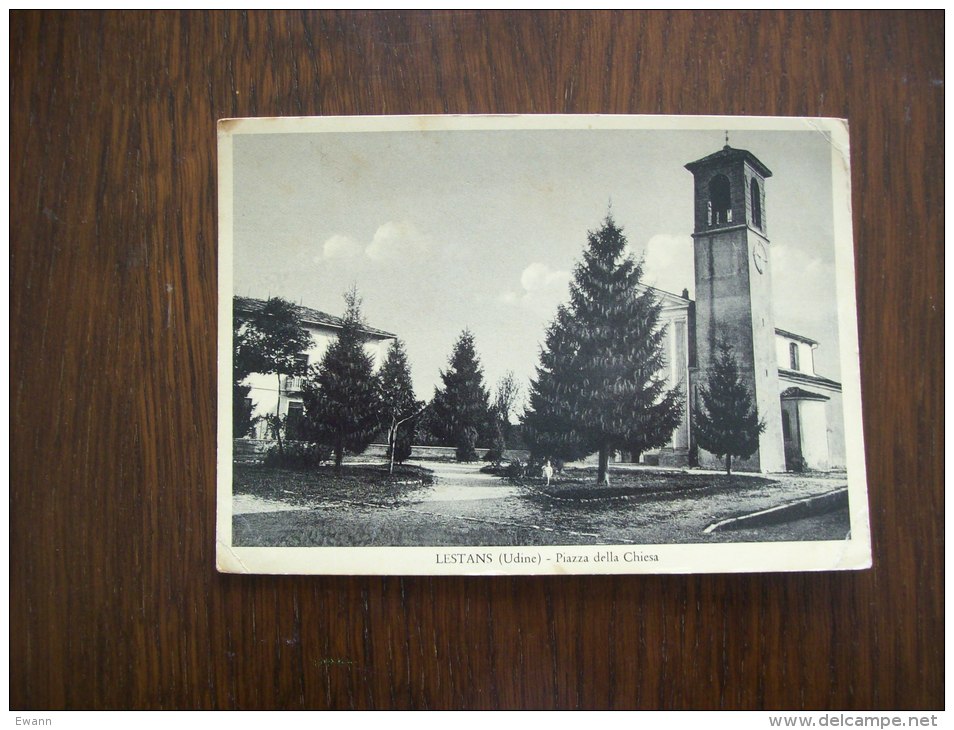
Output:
[{"xmin": 641, "ymin": 143, "xmax": 846, "ymax": 473}]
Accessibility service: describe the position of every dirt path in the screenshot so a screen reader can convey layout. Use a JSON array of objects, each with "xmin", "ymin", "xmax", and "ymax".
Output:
[
  {"xmin": 404, "ymin": 460, "xmax": 521, "ymax": 502},
  {"xmin": 391, "ymin": 460, "xmax": 604, "ymax": 541}
]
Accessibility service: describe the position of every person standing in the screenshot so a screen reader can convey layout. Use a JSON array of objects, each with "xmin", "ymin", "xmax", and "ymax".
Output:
[{"xmin": 542, "ymin": 459, "xmax": 554, "ymax": 486}]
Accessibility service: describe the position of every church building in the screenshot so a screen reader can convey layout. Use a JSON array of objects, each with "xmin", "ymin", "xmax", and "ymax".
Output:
[{"xmin": 643, "ymin": 143, "xmax": 846, "ymax": 473}]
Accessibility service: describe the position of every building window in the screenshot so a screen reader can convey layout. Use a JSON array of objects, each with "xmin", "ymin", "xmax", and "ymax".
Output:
[
  {"xmin": 789, "ymin": 342, "xmax": 799, "ymax": 371},
  {"xmin": 750, "ymin": 178, "xmax": 762, "ymax": 229},
  {"xmin": 708, "ymin": 175, "xmax": 732, "ymax": 225},
  {"xmin": 674, "ymin": 320, "xmax": 687, "ymax": 383},
  {"xmin": 294, "ymin": 353, "xmax": 309, "ymax": 370},
  {"xmin": 286, "ymin": 402, "xmax": 304, "ymax": 441}
]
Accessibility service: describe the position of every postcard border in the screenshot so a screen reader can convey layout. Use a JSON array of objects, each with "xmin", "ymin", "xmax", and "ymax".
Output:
[{"xmin": 216, "ymin": 114, "xmax": 871, "ymax": 576}]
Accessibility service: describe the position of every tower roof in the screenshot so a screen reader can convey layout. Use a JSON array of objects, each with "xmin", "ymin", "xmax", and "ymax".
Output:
[{"xmin": 684, "ymin": 144, "xmax": 773, "ymax": 178}]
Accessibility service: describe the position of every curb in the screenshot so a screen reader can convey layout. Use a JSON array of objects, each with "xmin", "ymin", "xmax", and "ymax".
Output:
[{"xmin": 703, "ymin": 487, "xmax": 849, "ymax": 534}]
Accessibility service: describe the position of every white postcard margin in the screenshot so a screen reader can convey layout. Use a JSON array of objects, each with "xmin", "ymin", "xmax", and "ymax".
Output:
[{"xmin": 215, "ymin": 114, "xmax": 872, "ymax": 576}]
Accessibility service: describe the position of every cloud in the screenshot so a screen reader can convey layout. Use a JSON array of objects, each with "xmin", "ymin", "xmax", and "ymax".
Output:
[
  {"xmin": 314, "ymin": 233, "xmax": 362, "ymax": 263},
  {"xmin": 500, "ymin": 262, "xmax": 571, "ymax": 315},
  {"xmin": 365, "ymin": 221, "xmax": 430, "ymax": 262},
  {"xmin": 314, "ymin": 221, "xmax": 432, "ymax": 265},
  {"xmin": 635, "ymin": 233, "xmax": 695, "ymax": 298},
  {"xmin": 520, "ymin": 262, "xmax": 569, "ymax": 294}
]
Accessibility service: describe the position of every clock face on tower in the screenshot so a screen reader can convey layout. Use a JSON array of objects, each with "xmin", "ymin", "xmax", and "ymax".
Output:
[{"xmin": 753, "ymin": 240, "xmax": 768, "ymax": 275}]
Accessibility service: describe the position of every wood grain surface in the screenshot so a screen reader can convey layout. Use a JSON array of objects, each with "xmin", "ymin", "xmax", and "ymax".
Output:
[{"xmin": 10, "ymin": 11, "xmax": 943, "ymax": 710}]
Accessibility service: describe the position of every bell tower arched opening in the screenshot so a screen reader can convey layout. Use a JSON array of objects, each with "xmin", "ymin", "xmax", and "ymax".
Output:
[
  {"xmin": 708, "ymin": 174, "xmax": 732, "ymax": 225},
  {"xmin": 750, "ymin": 178, "xmax": 763, "ymax": 229}
]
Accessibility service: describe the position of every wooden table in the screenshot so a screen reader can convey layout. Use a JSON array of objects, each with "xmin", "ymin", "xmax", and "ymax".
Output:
[{"xmin": 10, "ymin": 11, "xmax": 943, "ymax": 710}]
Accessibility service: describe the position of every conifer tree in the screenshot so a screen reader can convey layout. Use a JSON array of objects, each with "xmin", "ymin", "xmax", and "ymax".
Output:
[
  {"xmin": 430, "ymin": 330, "xmax": 491, "ymax": 462},
  {"xmin": 379, "ymin": 339, "xmax": 422, "ymax": 472},
  {"xmin": 523, "ymin": 213, "xmax": 682, "ymax": 485},
  {"xmin": 523, "ymin": 305, "xmax": 591, "ymax": 464},
  {"xmin": 693, "ymin": 340, "xmax": 766, "ymax": 474},
  {"xmin": 301, "ymin": 288, "xmax": 382, "ymax": 473}
]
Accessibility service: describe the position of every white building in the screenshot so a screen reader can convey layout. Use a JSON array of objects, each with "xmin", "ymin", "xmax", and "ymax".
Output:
[
  {"xmin": 775, "ymin": 329, "xmax": 845, "ymax": 472},
  {"xmin": 235, "ymin": 296, "xmax": 395, "ymax": 440}
]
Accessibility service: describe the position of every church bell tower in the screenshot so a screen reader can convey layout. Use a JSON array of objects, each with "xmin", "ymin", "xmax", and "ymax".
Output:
[{"xmin": 685, "ymin": 142, "xmax": 785, "ymax": 472}]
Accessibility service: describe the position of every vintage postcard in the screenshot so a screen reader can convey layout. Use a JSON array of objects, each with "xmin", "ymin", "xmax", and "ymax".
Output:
[{"xmin": 217, "ymin": 115, "xmax": 871, "ymax": 575}]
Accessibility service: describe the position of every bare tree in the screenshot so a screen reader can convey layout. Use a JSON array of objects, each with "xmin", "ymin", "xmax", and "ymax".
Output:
[
  {"xmin": 493, "ymin": 371, "xmax": 522, "ymax": 426},
  {"xmin": 485, "ymin": 371, "xmax": 522, "ymax": 467}
]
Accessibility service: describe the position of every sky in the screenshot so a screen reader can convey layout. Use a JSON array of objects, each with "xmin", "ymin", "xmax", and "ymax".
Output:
[{"xmin": 230, "ymin": 123, "xmax": 847, "ymax": 409}]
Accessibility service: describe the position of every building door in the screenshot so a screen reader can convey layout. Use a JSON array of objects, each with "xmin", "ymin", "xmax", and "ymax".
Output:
[{"xmin": 781, "ymin": 401, "xmax": 803, "ymax": 471}]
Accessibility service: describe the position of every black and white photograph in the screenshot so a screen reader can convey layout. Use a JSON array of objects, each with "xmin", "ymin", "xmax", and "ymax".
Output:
[{"xmin": 216, "ymin": 115, "xmax": 870, "ymax": 575}]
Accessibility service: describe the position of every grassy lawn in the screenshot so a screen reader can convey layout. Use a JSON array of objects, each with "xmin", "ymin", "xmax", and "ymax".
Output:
[
  {"xmin": 233, "ymin": 505, "xmax": 597, "ymax": 547},
  {"xmin": 490, "ymin": 466, "xmax": 849, "ymax": 545},
  {"xmin": 233, "ymin": 462, "xmax": 433, "ymax": 507},
  {"xmin": 516, "ymin": 467, "xmax": 778, "ymax": 503}
]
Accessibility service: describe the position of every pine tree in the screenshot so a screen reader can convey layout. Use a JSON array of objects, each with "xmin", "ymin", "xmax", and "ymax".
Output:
[
  {"xmin": 301, "ymin": 288, "xmax": 382, "ymax": 473},
  {"xmin": 693, "ymin": 340, "xmax": 766, "ymax": 474},
  {"xmin": 430, "ymin": 330, "xmax": 491, "ymax": 462},
  {"xmin": 379, "ymin": 339, "xmax": 422, "ymax": 473},
  {"xmin": 523, "ymin": 213, "xmax": 683, "ymax": 485},
  {"xmin": 523, "ymin": 305, "xmax": 591, "ymax": 464}
]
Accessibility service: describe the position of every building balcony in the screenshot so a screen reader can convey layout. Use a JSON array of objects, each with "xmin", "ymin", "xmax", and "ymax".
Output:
[{"xmin": 283, "ymin": 376, "xmax": 305, "ymax": 392}]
